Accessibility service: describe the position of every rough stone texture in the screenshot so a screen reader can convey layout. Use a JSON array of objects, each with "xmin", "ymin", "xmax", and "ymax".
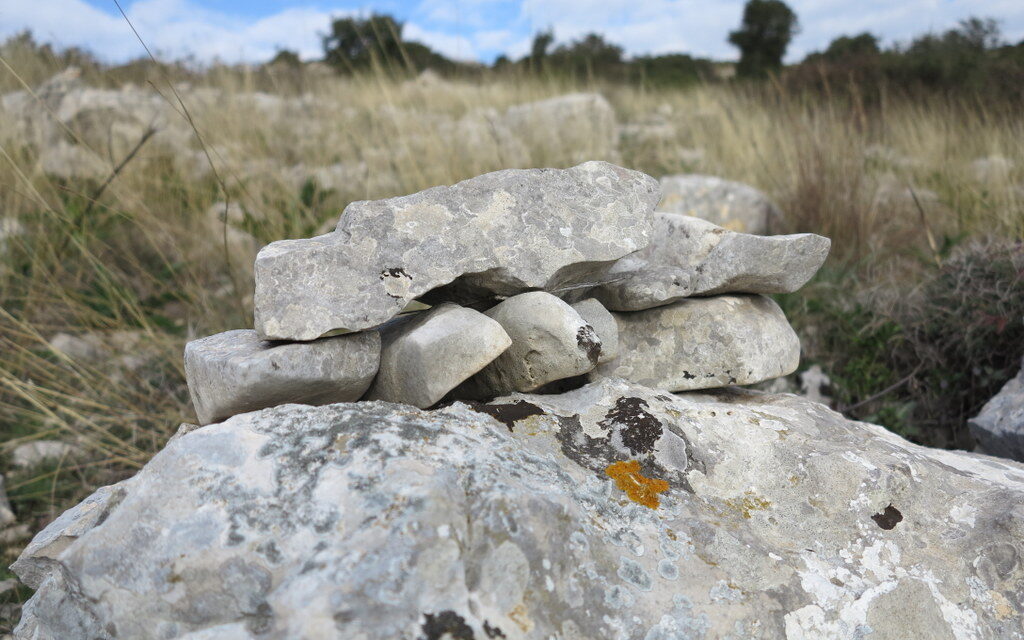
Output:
[
  {"xmin": 590, "ymin": 214, "xmax": 830, "ymax": 311},
  {"xmin": 658, "ymin": 174, "xmax": 783, "ymax": 234},
  {"xmin": 570, "ymin": 298, "xmax": 618, "ymax": 364},
  {"xmin": 184, "ymin": 329, "xmax": 380, "ymax": 425},
  {"xmin": 970, "ymin": 359, "xmax": 1024, "ymax": 462},
  {"xmin": 593, "ymin": 295, "xmax": 800, "ymax": 391},
  {"xmin": 253, "ymin": 161, "xmax": 658, "ymax": 340},
  {"xmin": 366, "ymin": 303, "xmax": 512, "ymax": 408},
  {"xmin": 455, "ymin": 292, "xmax": 602, "ymax": 398},
  {"xmin": 13, "ymin": 379, "xmax": 1024, "ymax": 639}
]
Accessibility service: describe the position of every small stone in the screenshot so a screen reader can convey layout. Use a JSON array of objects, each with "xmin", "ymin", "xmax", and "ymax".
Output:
[
  {"xmin": 47, "ymin": 332, "xmax": 104, "ymax": 362},
  {"xmin": 592, "ymin": 294, "xmax": 800, "ymax": 391},
  {"xmin": 590, "ymin": 214, "xmax": 829, "ymax": 311},
  {"xmin": 0, "ymin": 474, "xmax": 14, "ymax": 527},
  {"xmin": 184, "ymin": 329, "xmax": 380, "ymax": 425},
  {"xmin": 658, "ymin": 174, "xmax": 782, "ymax": 234},
  {"xmin": 570, "ymin": 298, "xmax": 618, "ymax": 364},
  {"xmin": 800, "ymin": 365, "xmax": 832, "ymax": 405},
  {"xmin": 366, "ymin": 304, "xmax": 512, "ymax": 408},
  {"xmin": 254, "ymin": 161, "xmax": 658, "ymax": 340},
  {"xmin": 455, "ymin": 292, "xmax": 602, "ymax": 398},
  {"xmin": 11, "ymin": 441, "xmax": 78, "ymax": 469},
  {"xmin": 969, "ymin": 359, "xmax": 1024, "ymax": 461}
]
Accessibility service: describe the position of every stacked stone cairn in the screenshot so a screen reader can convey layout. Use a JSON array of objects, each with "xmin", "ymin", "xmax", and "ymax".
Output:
[{"xmin": 184, "ymin": 161, "xmax": 830, "ymax": 424}]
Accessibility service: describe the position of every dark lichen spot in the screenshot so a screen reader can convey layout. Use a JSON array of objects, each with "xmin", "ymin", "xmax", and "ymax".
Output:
[
  {"xmin": 420, "ymin": 610, "xmax": 475, "ymax": 640},
  {"xmin": 599, "ymin": 397, "xmax": 663, "ymax": 455},
  {"xmin": 871, "ymin": 504, "xmax": 903, "ymax": 530},
  {"xmin": 483, "ymin": 621, "xmax": 507, "ymax": 638},
  {"xmin": 682, "ymin": 370, "xmax": 696, "ymax": 380},
  {"xmin": 467, "ymin": 400, "xmax": 545, "ymax": 431},
  {"xmin": 380, "ymin": 267, "xmax": 411, "ymax": 280},
  {"xmin": 576, "ymin": 325, "xmax": 602, "ymax": 365}
]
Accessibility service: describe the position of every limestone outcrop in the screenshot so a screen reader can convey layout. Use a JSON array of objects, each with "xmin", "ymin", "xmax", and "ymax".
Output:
[{"xmin": 12, "ymin": 380, "xmax": 1024, "ymax": 639}]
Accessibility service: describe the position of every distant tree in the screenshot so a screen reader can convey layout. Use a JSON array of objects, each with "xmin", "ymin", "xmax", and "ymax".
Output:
[
  {"xmin": 551, "ymin": 33, "xmax": 623, "ymax": 76},
  {"xmin": 269, "ymin": 49, "xmax": 302, "ymax": 67},
  {"xmin": 528, "ymin": 29, "xmax": 555, "ymax": 72},
  {"xmin": 322, "ymin": 14, "xmax": 405, "ymax": 71},
  {"xmin": 820, "ymin": 33, "xmax": 880, "ymax": 62},
  {"xmin": 728, "ymin": 0, "xmax": 799, "ymax": 77},
  {"xmin": 633, "ymin": 54, "xmax": 715, "ymax": 86}
]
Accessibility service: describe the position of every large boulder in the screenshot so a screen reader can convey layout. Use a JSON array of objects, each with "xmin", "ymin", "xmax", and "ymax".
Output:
[
  {"xmin": 593, "ymin": 294, "xmax": 800, "ymax": 391},
  {"xmin": 589, "ymin": 214, "xmax": 830, "ymax": 311},
  {"xmin": 970, "ymin": 359, "xmax": 1024, "ymax": 461},
  {"xmin": 253, "ymin": 161, "xmax": 659, "ymax": 340},
  {"xmin": 12, "ymin": 379, "xmax": 1024, "ymax": 639},
  {"xmin": 658, "ymin": 174, "xmax": 782, "ymax": 234}
]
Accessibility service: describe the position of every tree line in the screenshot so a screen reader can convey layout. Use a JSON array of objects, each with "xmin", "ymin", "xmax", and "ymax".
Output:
[{"xmin": 299, "ymin": 0, "xmax": 1024, "ymax": 98}]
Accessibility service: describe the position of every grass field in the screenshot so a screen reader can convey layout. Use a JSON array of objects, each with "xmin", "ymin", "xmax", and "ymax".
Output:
[{"xmin": 1, "ymin": 46, "xmax": 1022, "ymax": 621}]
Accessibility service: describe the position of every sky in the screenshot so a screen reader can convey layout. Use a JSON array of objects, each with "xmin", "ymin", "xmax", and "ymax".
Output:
[{"xmin": 2, "ymin": 0, "xmax": 1023, "ymax": 65}]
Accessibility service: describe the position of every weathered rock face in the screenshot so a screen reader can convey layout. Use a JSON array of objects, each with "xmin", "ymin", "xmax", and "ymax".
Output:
[
  {"xmin": 593, "ymin": 295, "xmax": 800, "ymax": 391},
  {"xmin": 970, "ymin": 359, "xmax": 1024, "ymax": 461},
  {"xmin": 590, "ymin": 214, "xmax": 830, "ymax": 311},
  {"xmin": 184, "ymin": 329, "xmax": 380, "ymax": 425},
  {"xmin": 366, "ymin": 303, "xmax": 512, "ymax": 408},
  {"xmin": 658, "ymin": 174, "xmax": 782, "ymax": 235},
  {"xmin": 253, "ymin": 161, "xmax": 658, "ymax": 340},
  {"xmin": 13, "ymin": 379, "xmax": 1024, "ymax": 639},
  {"xmin": 455, "ymin": 292, "xmax": 602, "ymax": 398}
]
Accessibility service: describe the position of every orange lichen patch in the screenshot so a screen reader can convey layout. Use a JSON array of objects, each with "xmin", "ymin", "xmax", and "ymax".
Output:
[{"xmin": 605, "ymin": 460, "xmax": 670, "ymax": 509}]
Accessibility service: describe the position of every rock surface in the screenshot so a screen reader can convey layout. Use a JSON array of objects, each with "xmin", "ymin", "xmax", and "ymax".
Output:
[
  {"xmin": 366, "ymin": 303, "xmax": 512, "ymax": 408},
  {"xmin": 503, "ymin": 93, "xmax": 618, "ymax": 163},
  {"xmin": 570, "ymin": 298, "xmax": 618, "ymax": 364},
  {"xmin": 0, "ymin": 474, "xmax": 14, "ymax": 527},
  {"xmin": 10, "ymin": 441, "xmax": 78, "ymax": 469},
  {"xmin": 184, "ymin": 329, "xmax": 380, "ymax": 425},
  {"xmin": 455, "ymin": 292, "xmax": 602, "ymax": 398},
  {"xmin": 970, "ymin": 359, "xmax": 1024, "ymax": 461},
  {"xmin": 593, "ymin": 294, "xmax": 800, "ymax": 391},
  {"xmin": 658, "ymin": 174, "xmax": 782, "ymax": 234},
  {"xmin": 253, "ymin": 161, "xmax": 658, "ymax": 340},
  {"xmin": 590, "ymin": 214, "xmax": 830, "ymax": 310},
  {"xmin": 13, "ymin": 379, "xmax": 1024, "ymax": 639}
]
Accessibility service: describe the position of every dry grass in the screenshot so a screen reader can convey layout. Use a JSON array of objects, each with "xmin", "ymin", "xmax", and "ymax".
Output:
[{"xmin": 0, "ymin": 49, "xmax": 1022, "ymax": 613}]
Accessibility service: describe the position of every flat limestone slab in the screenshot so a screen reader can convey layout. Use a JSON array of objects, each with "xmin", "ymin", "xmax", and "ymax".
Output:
[
  {"xmin": 455, "ymin": 292, "xmax": 602, "ymax": 398},
  {"xmin": 591, "ymin": 213, "xmax": 830, "ymax": 311},
  {"xmin": 184, "ymin": 329, "xmax": 380, "ymax": 424},
  {"xmin": 593, "ymin": 294, "xmax": 800, "ymax": 391},
  {"xmin": 366, "ymin": 303, "xmax": 512, "ymax": 408},
  {"xmin": 254, "ymin": 161, "xmax": 659, "ymax": 340}
]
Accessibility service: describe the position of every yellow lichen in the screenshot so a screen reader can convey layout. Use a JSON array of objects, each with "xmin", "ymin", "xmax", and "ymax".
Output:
[
  {"xmin": 724, "ymin": 491, "xmax": 772, "ymax": 518},
  {"xmin": 605, "ymin": 460, "xmax": 670, "ymax": 509}
]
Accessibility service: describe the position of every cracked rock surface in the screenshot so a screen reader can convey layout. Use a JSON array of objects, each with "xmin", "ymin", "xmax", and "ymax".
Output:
[
  {"xmin": 12, "ymin": 379, "xmax": 1024, "ymax": 639},
  {"xmin": 253, "ymin": 161, "xmax": 659, "ymax": 340}
]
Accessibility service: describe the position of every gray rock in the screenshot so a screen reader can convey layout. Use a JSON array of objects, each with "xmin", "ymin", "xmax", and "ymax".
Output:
[
  {"xmin": 455, "ymin": 292, "xmax": 602, "ymax": 398},
  {"xmin": 366, "ymin": 304, "xmax": 512, "ymax": 408},
  {"xmin": 10, "ymin": 441, "xmax": 78, "ymax": 469},
  {"xmin": 0, "ymin": 474, "xmax": 14, "ymax": 527},
  {"xmin": 970, "ymin": 359, "xmax": 1024, "ymax": 461},
  {"xmin": 570, "ymin": 298, "xmax": 618, "ymax": 364},
  {"xmin": 14, "ymin": 379, "xmax": 1024, "ymax": 639},
  {"xmin": 503, "ymin": 93, "xmax": 618, "ymax": 163},
  {"xmin": 590, "ymin": 214, "xmax": 830, "ymax": 310},
  {"xmin": 593, "ymin": 294, "xmax": 800, "ymax": 391},
  {"xmin": 184, "ymin": 329, "xmax": 380, "ymax": 425},
  {"xmin": 253, "ymin": 161, "xmax": 658, "ymax": 340},
  {"xmin": 658, "ymin": 174, "xmax": 782, "ymax": 234}
]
